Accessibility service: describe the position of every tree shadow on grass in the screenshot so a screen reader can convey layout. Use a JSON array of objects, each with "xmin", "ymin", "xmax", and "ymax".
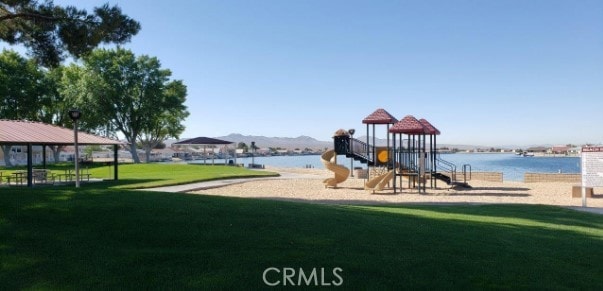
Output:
[
  {"xmin": 76, "ymin": 179, "xmax": 165, "ymax": 189},
  {"xmin": 372, "ymin": 202, "xmax": 603, "ymax": 229},
  {"xmin": 0, "ymin": 192, "xmax": 602, "ymax": 289}
]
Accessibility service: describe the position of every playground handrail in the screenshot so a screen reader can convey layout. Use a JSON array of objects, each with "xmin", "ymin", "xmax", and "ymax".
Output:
[
  {"xmin": 435, "ymin": 154, "xmax": 457, "ymax": 182},
  {"xmin": 462, "ymin": 164, "xmax": 472, "ymax": 183},
  {"xmin": 349, "ymin": 138, "xmax": 372, "ymax": 164}
]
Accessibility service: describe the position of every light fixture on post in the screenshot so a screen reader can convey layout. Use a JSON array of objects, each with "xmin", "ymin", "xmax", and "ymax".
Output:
[
  {"xmin": 251, "ymin": 141, "xmax": 256, "ymax": 168},
  {"xmin": 69, "ymin": 109, "xmax": 81, "ymax": 188},
  {"xmin": 348, "ymin": 128, "xmax": 356, "ymax": 177}
]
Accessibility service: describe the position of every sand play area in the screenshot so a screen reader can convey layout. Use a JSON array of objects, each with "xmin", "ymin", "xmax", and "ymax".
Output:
[{"xmin": 192, "ymin": 166, "xmax": 603, "ymax": 209}]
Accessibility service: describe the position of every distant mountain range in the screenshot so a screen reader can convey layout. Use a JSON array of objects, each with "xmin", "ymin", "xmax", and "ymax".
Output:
[
  {"xmin": 206, "ymin": 133, "xmax": 500, "ymax": 151},
  {"xmin": 214, "ymin": 133, "xmax": 331, "ymax": 150},
  {"xmin": 166, "ymin": 133, "xmax": 579, "ymax": 151}
]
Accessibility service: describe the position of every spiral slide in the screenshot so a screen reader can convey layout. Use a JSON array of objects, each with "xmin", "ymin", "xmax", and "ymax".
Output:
[
  {"xmin": 321, "ymin": 149, "xmax": 350, "ymax": 188},
  {"xmin": 364, "ymin": 170, "xmax": 394, "ymax": 193}
]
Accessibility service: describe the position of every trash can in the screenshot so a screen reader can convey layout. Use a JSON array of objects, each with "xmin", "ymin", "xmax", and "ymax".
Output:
[
  {"xmin": 572, "ymin": 186, "xmax": 593, "ymax": 198},
  {"xmin": 354, "ymin": 167, "xmax": 368, "ymax": 179}
]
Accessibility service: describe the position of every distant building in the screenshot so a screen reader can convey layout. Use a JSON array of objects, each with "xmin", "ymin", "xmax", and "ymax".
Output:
[
  {"xmin": 549, "ymin": 145, "xmax": 570, "ymax": 154},
  {"xmin": 526, "ymin": 146, "xmax": 548, "ymax": 153}
]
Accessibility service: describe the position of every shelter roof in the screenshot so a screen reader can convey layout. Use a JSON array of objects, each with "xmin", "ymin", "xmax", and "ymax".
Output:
[
  {"xmin": 362, "ymin": 108, "xmax": 398, "ymax": 124},
  {"xmin": 173, "ymin": 137, "xmax": 233, "ymax": 145},
  {"xmin": 0, "ymin": 120, "xmax": 123, "ymax": 145},
  {"xmin": 389, "ymin": 115, "xmax": 427, "ymax": 134},
  {"xmin": 333, "ymin": 129, "xmax": 350, "ymax": 137},
  {"xmin": 418, "ymin": 118, "xmax": 441, "ymax": 135}
]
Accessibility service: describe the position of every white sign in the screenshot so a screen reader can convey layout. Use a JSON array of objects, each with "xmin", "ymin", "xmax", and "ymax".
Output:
[{"xmin": 581, "ymin": 146, "xmax": 603, "ymax": 187}]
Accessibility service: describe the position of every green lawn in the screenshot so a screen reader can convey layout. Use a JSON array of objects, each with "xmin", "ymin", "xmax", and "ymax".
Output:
[
  {"xmin": 1, "ymin": 165, "xmax": 602, "ymax": 289},
  {"xmin": 1, "ymin": 163, "xmax": 278, "ymax": 189}
]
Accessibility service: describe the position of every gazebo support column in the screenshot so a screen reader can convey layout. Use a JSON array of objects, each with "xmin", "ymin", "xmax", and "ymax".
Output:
[
  {"xmin": 43, "ymin": 145, "xmax": 47, "ymax": 169},
  {"xmin": 392, "ymin": 133, "xmax": 398, "ymax": 193},
  {"xmin": 114, "ymin": 145, "xmax": 118, "ymax": 180},
  {"xmin": 27, "ymin": 143, "xmax": 33, "ymax": 187},
  {"xmin": 434, "ymin": 135, "xmax": 437, "ymax": 188},
  {"xmin": 366, "ymin": 123, "xmax": 370, "ymax": 180}
]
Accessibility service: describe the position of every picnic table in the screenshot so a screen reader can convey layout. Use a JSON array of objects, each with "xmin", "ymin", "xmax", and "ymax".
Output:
[
  {"xmin": 3, "ymin": 169, "xmax": 56, "ymax": 186},
  {"xmin": 7, "ymin": 171, "xmax": 27, "ymax": 185},
  {"xmin": 57, "ymin": 168, "xmax": 91, "ymax": 183},
  {"xmin": 33, "ymin": 169, "xmax": 55, "ymax": 185}
]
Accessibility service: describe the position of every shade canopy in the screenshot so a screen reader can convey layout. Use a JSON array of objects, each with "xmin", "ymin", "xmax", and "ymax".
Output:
[
  {"xmin": 362, "ymin": 108, "xmax": 398, "ymax": 124},
  {"xmin": 0, "ymin": 119, "xmax": 122, "ymax": 187},
  {"xmin": 418, "ymin": 118, "xmax": 441, "ymax": 135},
  {"xmin": 173, "ymin": 137, "xmax": 233, "ymax": 146},
  {"xmin": 0, "ymin": 120, "xmax": 123, "ymax": 145},
  {"xmin": 389, "ymin": 115, "xmax": 427, "ymax": 134}
]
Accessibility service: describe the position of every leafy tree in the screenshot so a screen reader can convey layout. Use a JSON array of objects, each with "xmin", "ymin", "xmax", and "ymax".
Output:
[
  {"xmin": 57, "ymin": 63, "xmax": 113, "ymax": 134},
  {"xmin": 250, "ymin": 142, "xmax": 258, "ymax": 151},
  {"xmin": 0, "ymin": 0, "xmax": 140, "ymax": 67},
  {"xmin": 83, "ymin": 144, "xmax": 102, "ymax": 158},
  {"xmin": 74, "ymin": 48, "xmax": 188, "ymax": 163},
  {"xmin": 0, "ymin": 49, "xmax": 48, "ymax": 166},
  {"xmin": 0, "ymin": 49, "xmax": 47, "ymax": 119},
  {"xmin": 138, "ymin": 100, "xmax": 188, "ymax": 162},
  {"xmin": 42, "ymin": 64, "xmax": 82, "ymax": 162},
  {"xmin": 52, "ymin": 63, "xmax": 122, "ymax": 163},
  {"xmin": 237, "ymin": 142, "xmax": 247, "ymax": 151}
]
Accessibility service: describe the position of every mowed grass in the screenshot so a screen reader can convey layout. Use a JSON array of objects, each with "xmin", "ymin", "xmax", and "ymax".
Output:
[
  {"xmin": 96, "ymin": 163, "xmax": 279, "ymax": 189},
  {"xmin": 1, "ymin": 163, "xmax": 279, "ymax": 189},
  {"xmin": 1, "ymin": 188, "xmax": 602, "ymax": 289}
]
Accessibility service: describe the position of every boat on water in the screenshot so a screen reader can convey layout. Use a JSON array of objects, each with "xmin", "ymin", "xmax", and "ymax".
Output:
[{"xmin": 522, "ymin": 152, "xmax": 534, "ymax": 157}]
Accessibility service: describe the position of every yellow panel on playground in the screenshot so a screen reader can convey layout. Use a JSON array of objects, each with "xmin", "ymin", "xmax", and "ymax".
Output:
[{"xmin": 377, "ymin": 148, "xmax": 389, "ymax": 164}]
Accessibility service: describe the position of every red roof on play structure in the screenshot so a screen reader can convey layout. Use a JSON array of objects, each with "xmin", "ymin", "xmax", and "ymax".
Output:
[
  {"xmin": 362, "ymin": 108, "xmax": 398, "ymax": 124},
  {"xmin": 389, "ymin": 115, "xmax": 427, "ymax": 134},
  {"xmin": 418, "ymin": 118, "xmax": 440, "ymax": 135}
]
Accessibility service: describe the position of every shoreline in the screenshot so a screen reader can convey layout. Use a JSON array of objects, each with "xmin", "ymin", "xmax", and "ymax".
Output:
[
  {"xmin": 453, "ymin": 152, "xmax": 579, "ymax": 158},
  {"xmin": 191, "ymin": 166, "xmax": 603, "ymax": 211}
]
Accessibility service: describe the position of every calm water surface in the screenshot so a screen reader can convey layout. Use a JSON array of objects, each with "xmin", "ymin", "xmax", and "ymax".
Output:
[{"xmin": 192, "ymin": 153, "xmax": 581, "ymax": 181}]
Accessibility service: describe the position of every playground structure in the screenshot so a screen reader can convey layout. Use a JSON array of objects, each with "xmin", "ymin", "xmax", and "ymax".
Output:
[
  {"xmin": 322, "ymin": 108, "xmax": 472, "ymax": 193},
  {"xmin": 320, "ymin": 149, "xmax": 350, "ymax": 188}
]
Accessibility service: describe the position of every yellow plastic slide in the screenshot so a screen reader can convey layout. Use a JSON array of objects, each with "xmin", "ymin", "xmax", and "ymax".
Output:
[
  {"xmin": 321, "ymin": 149, "xmax": 350, "ymax": 188},
  {"xmin": 364, "ymin": 170, "xmax": 394, "ymax": 193}
]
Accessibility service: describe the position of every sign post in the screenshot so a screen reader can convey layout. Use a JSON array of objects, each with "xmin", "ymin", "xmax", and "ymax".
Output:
[{"xmin": 580, "ymin": 146, "xmax": 603, "ymax": 207}]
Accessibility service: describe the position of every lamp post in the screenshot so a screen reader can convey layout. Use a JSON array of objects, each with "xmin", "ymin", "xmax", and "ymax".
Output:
[
  {"xmin": 349, "ymin": 128, "xmax": 355, "ymax": 177},
  {"xmin": 69, "ymin": 109, "xmax": 81, "ymax": 188},
  {"xmin": 251, "ymin": 141, "xmax": 255, "ymax": 168}
]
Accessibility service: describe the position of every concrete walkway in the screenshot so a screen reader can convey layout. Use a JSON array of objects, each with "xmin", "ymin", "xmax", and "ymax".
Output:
[{"xmin": 567, "ymin": 206, "xmax": 603, "ymax": 215}]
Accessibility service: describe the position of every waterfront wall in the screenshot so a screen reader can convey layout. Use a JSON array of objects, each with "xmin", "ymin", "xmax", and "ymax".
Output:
[
  {"xmin": 524, "ymin": 173, "xmax": 581, "ymax": 183},
  {"xmin": 441, "ymin": 171, "xmax": 503, "ymax": 182},
  {"xmin": 470, "ymin": 172, "xmax": 504, "ymax": 182}
]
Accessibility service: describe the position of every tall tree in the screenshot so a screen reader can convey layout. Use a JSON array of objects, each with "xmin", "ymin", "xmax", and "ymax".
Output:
[
  {"xmin": 0, "ymin": 0, "xmax": 140, "ymax": 67},
  {"xmin": 78, "ymin": 48, "xmax": 188, "ymax": 163},
  {"xmin": 56, "ymin": 63, "xmax": 111, "ymax": 133},
  {"xmin": 138, "ymin": 80, "xmax": 188, "ymax": 162},
  {"xmin": 43, "ymin": 64, "xmax": 92, "ymax": 162},
  {"xmin": 0, "ymin": 49, "xmax": 48, "ymax": 166}
]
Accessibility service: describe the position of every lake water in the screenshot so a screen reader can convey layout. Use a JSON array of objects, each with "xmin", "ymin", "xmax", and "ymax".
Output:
[{"xmin": 191, "ymin": 153, "xmax": 581, "ymax": 181}]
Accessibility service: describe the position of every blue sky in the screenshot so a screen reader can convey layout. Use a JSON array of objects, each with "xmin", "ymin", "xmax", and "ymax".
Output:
[{"xmin": 12, "ymin": 1, "xmax": 603, "ymax": 146}]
